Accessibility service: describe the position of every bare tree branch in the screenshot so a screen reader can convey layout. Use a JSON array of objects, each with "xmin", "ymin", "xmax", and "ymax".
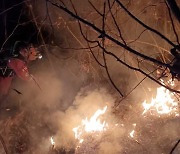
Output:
[
  {"xmin": 58, "ymin": 44, "xmax": 99, "ymax": 50},
  {"xmin": 165, "ymin": 1, "xmax": 180, "ymax": 44},
  {"xmin": 87, "ymin": 41, "xmax": 105, "ymax": 68},
  {"xmin": 166, "ymin": 0, "xmax": 180, "ymax": 22},
  {"xmin": 101, "ymin": 2, "xmax": 124, "ymax": 97},
  {"xmin": 47, "ymin": 0, "xmax": 180, "ymax": 94},
  {"xmin": 128, "ymin": 29, "xmax": 147, "ymax": 45},
  {"xmin": 0, "ymin": 0, "xmax": 29, "ymax": 16},
  {"xmin": 0, "ymin": 134, "xmax": 8, "ymax": 154},
  {"xmin": 47, "ymin": 0, "xmax": 172, "ymax": 68},
  {"xmin": 88, "ymin": 0, "xmax": 103, "ymax": 16},
  {"xmin": 71, "ymin": 0, "xmax": 124, "ymax": 97},
  {"xmin": 115, "ymin": 0, "xmax": 176, "ymax": 47},
  {"xmin": 170, "ymin": 139, "xmax": 180, "ymax": 154},
  {"xmin": 107, "ymin": 0, "xmax": 127, "ymax": 45},
  {"xmin": 97, "ymin": 42, "xmax": 180, "ymax": 93}
]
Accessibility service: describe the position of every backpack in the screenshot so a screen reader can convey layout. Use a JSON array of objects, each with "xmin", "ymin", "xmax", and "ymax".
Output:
[
  {"xmin": 0, "ymin": 50, "xmax": 15, "ymax": 78},
  {"xmin": 0, "ymin": 41, "xmax": 28, "ymax": 77}
]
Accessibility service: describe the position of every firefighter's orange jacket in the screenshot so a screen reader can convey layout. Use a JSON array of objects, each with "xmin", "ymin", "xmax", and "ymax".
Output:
[{"xmin": 0, "ymin": 58, "xmax": 30, "ymax": 95}]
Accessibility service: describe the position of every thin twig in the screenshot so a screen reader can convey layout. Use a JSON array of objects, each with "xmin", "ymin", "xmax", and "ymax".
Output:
[
  {"xmin": 115, "ymin": 0, "xmax": 176, "ymax": 47},
  {"xmin": 0, "ymin": 134, "xmax": 8, "ymax": 154},
  {"xmin": 71, "ymin": 0, "xmax": 123, "ymax": 97},
  {"xmin": 128, "ymin": 29, "xmax": 147, "ymax": 45},
  {"xmin": 170, "ymin": 139, "xmax": 180, "ymax": 154},
  {"xmin": 165, "ymin": 1, "xmax": 179, "ymax": 44},
  {"xmin": 0, "ymin": 9, "xmax": 23, "ymax": 51},
  {"xmin": 45, "ymin": 0, "xmax": 55, "ymax": 37},
  {"xmin": 107, "ymin": 0, "xmax": 126, "ymax": 45},
  {"xmin": 58, "ymin": 44, "xmax": 99, "ymax": 50},
  {"xmin": 87, "ymin": 41, "xmax": 105, "ymax": 68},
  {"xmin": 166, "ymin": 0, "xmax": 180, "ymax": 22},
  {"xmin": 88, "ymin": 0, "xmax": 103, "ymax": 16},
  {"xmin": 101, "ymin": 2, "xmax": 123, "ymax": 97},
  {"xmin": 116, "ymin": 76, "xmax": 147, "ymax": 107},
  {"xmin": 0, "ymin": 0, "xmax": 29, "ymax": 16},
  {"xmin": 98, "ymin": 42, "xmax": 180, "ymax": 94}
]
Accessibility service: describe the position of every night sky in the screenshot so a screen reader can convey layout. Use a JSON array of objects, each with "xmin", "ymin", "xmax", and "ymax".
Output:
[{"xmin": 0, "ymin": 0, "xmax": 39, "ymax": 50}]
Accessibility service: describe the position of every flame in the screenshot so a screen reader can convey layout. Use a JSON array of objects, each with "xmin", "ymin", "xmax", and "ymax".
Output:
[
  {"xmin": 142, "ymin": 86, "xmax": 179, "ymax": 116},
  {"xmin": 167, "ymin": 80, "xmax": 175, "ymax": 87},
  {"xmin": 73, "ymin": 106, "xmax": 108, "ymax": 143},
  {"xmin": 129, "ymin": 123, "xmax": 136, "ymax": 138},
  {"xmin": 130, "ymin": 130, "xmax": 135, "ymax": 138},
  {"xmin": 50, "ymin": 136, "xmax": 55, "ymax": 145}
]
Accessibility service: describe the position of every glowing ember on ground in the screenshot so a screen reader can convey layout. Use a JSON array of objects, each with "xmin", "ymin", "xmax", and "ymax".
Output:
[
  {"xmin": 50, "ymin": 136, "xmax": 55, "ymax": 145},
  {"xmin": 130, "ymin": 130, "xmax": 135, "ymax": 138},
  {"xmin": 142, "ymin": 86, "xmax": 179, "ymax": 116},
  {"xmin": 129, "ymin": 123, "xmax": 136, "ymax": 138},
  {"xmin": 167, "ymin": 80, "xmax": 175, "ymax": 87},
  {"xmin": 73, "ymin": 106, "xmax": 108, "ymax": 143}
]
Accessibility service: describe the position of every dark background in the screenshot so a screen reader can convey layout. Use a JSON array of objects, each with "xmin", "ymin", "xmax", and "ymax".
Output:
[{"xmin": 0, "ymin": 0, "xmax": 40, "ymax": 51}]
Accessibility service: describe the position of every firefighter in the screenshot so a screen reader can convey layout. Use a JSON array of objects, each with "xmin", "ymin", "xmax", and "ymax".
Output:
[{"xmin": 0, "ymin": 41, "xmax": 41, "ymax": 97}]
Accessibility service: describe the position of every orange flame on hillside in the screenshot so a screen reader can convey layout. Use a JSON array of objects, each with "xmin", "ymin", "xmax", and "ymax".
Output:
[
  {"xmin": 142, "ymin": 86, "xmax": 179, "ymax": 116},
  {"xmin": 73, "ymin": 106, "xmax": 108, "ymax": 143}
]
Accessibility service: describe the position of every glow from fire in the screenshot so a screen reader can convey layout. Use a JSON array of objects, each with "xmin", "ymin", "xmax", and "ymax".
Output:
[
  {"xmin": 50, "ymin": 136, "xmax": 55, "ymax": 145},
  {"xmin": 130, "ymin": 130, "xmax": 135, "ymax": 138},
  {"xmin": 73, "ymin": 106, "xmax": 108, "ymax": 143},
  {"xmin": 129, "ymin": 123, "xmax": 136, "ymax": 138},
  {"xmin": 142, "ymin": 86, "xmax": 179, "ymax": 116},
  {"xmin": 167, "ymin": 80, "xmax": 175, "ymax": 87}
]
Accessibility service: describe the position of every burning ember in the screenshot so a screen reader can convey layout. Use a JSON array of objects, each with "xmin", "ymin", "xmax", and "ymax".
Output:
[
  {"xmin": 73, "ymin": 106, "xmax": 108, "ymax": 143},
  {"xmin": 130, "ymin": 130, "xmax": 135, "ymax": 138},
  {"xmin": 50, "ymin": 136, "xmax": 55, "ymax": 146},
  {"xmin": 129, "ymin": 123, "xmax": 136, "ymax": 138},
  {"xmin": 142, "ymin": 86, "xmax": 179, "ymax": 116}
]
